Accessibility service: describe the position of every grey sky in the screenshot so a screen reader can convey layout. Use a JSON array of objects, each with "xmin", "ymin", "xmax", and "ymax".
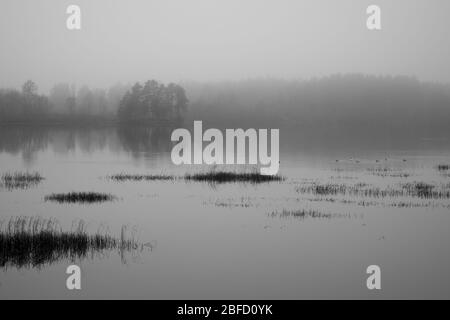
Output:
[{"xmin": 1, "ymin": 0, "xmax": 449, "ymax": 93}]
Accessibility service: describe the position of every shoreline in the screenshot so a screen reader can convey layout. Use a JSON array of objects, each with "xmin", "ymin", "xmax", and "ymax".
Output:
[{"xmin": 0, "ymin": 117, "xmax": 182, "ymax": 128}]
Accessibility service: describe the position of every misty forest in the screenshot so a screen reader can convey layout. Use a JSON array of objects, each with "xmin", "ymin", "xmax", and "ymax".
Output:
[
  {"xmin": 3, "ymin": 0, "xmax": 450, "ymax": 300},
  {"xmin": 0, "ymin": 79, "xmax": 188, "ymax": 124},
  {"xmin": 1, "ymin": 74, "xmax": 450, "ymax": 146}
]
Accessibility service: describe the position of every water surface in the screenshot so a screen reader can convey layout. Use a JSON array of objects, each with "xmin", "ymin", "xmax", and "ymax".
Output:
[{"xmin": 1, "ymin": 126, "xmax": 450, "ymax": 299}]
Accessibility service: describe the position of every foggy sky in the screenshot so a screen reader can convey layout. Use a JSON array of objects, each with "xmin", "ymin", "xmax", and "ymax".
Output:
[{"xmin": 1, "ymin": 0, "xmax": 449, "ymax": 93}]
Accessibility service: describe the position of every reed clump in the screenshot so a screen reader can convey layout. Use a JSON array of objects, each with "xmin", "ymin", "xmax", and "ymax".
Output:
[
  {"xmin": 184, "ymin": 171, "xmax": 284, "ymax": 184},
  {"xmin": 0, "ymin": 171, "xmax": 44, "ymax": 190},
  {"xmin": 44, "ymin": 192, "xmax": 116, "ymax": 204},
  {"xmin": 109, "ymin": 173, "xmax": 175, "ymax": 182},
  {"xmin": 268, "ymin": 209, "xmax": 355, "ymax": 220},
  {"xmin": 0, "ymin": 216, "xmax": 142, "ymax": 269},
  {"xmin": 269, "ymin": 209, "xmax": 332, "ymax": 219},
  {"xmin": 296, "ymin": 181, "xmax": 450, "ymax": 199},
  {"xmin": 436, "ymin": 164, "xmax": 450, "ymax": 171}
]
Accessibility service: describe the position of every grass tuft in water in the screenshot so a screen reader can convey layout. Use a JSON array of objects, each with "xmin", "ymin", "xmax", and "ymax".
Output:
[
  {"xmin": 0, "ymin": 216, "xmax": 144, "ymax": 269},
  {"xmin": 44, "ymin": 192, "xmax": 116, "ymax": 204},
  {"xmin": 0, "ymin": 171, "xmax": 44, "ymax": 190},
  {"xmin": 436, "ymin": 164, "xmax": 450, "ymax": 171},
  {"xmin": 109, "ymin": 173, "xmax": 174, "ymax": 182},
  {"xmin": 184, "ymin": 171, "xmax": 284, "ymax": 184},
  {"xmin": 269, "ymin": 209, "xmax": 332, "ymax": 219},
  {"xmin": 268, "ymin": 209, "xmax": 354, "ymax": 220},
  {"xmin": 296, "ymin": 181, "xmax": 450, "ymax": 199}
]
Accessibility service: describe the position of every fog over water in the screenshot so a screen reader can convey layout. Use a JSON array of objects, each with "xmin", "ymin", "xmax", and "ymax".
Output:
[
  {"xmin": 1, "ymin": 0, "xmax": 450, "ymax": 92},
  {"xmin": 1, "ymin": 0, "xmax": 450, "ymax": 299}
]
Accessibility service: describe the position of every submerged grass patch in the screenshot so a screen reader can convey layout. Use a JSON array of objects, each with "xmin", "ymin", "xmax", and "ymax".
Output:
[
  {"xmin": 436, "ymin": 164, "xmax": 450, "ymax": 171},
  {"xmin": 0, "ymin": 216, "xmax": 145, "ymax": 269},
  {"xmin": 366, "ymin": 167, "xmax": 410, "ymax": 178},
  {"xmin": 44, "ymin": 192, "xmax": 116, "ymax": 204},
  {"xmin": 109, "ymin": 173, "xmax": 175, "ymax": 182},
  {"xmin": 269, "ymin": 209, "xmax": 332, "ymax": 219},
  {"xmin": 106, "ymin": 170, "xmax": 283, "ymax": 184},
  {"xmin": 0, "ymin": 171, "xmax": 44, "ymax": 190},
  {"xmin": 268, "ymin": 209, "xmax": 354, "ymax": 220},
  {"xmin": 399, "ymin": 182, "xmax": 450, "ymax": 199},
  {"xmin": 203, "ymin": 197, "xmax": 255, "ymax": 208},
  {"xmin": 184, "ymin": 171, "xmax": 284, "ymax": 184},
  {"xmin": 296, "ymin": 181, "xmax": 450, "ymax": 199}
]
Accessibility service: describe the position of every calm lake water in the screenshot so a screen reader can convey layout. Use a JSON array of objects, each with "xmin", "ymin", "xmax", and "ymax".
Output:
[{"xmin": 1, "ymin": 125, "xmax": 450, "ymax": 299}]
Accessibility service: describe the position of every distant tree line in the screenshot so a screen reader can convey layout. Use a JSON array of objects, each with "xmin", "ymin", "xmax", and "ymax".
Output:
[
  {"xmin": 3, "ymin": 75, "xmax": 450, "ymax": 147},
  {"xmin": 185, "ymin": 75, "xmax": 450, "ymax": 146},
  {"xmin": 0, "ymin": 80, "xmax": 188, "ymax": 123},
  {"xmin": 0, "ymin": 81, "xmax": 51, "ymax": 121},
  {"xmin": 48, "ymin": 82, "xmax": 130, "ymax": 116},
  {"xmin": 118, "ymin": 80, "xmax": 188, "ymax": 122}
]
